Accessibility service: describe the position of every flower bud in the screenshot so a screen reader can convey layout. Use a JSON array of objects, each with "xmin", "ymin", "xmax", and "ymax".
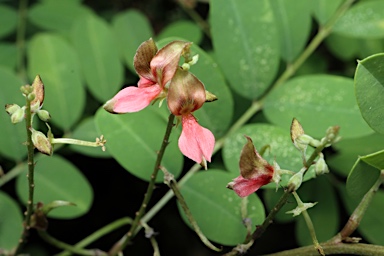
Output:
[
  {"xmin": 315, "ymin": 153, "xmax": 329, "ymax": 176},
  {"xmin": 5, "ymin": 104, "xmax": 20, "ymax": 115},
  {"xmin": 37, "ymin": 109, "xmax": 51, "ymax": 122},
  {"xmin": 286, "ymin": 202, "xmax": 318, "ymax": 217},
  {"xmin": 30, "ymin": 128, "xmax": 52, "ymax": 155},
  {"xmin": 287, "ymin": 169, "xmax": 304, "ymax": 191},
  {"xmin": 11, "ymin": 106, "xmax": 25, "ymax": 124},
  {"xmin": 31, "ymin": 75, "xmax": 45, "ymax": 108}
]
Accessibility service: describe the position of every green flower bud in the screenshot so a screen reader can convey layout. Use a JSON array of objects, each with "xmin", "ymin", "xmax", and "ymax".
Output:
[
  {"xmin": 5, "ymin": 104, "xmax": 20, "ymax": 115},
  {"xmin": 30, "ymin": 128, "xmax": 52, "ymax": 155},
  {"xmin": 37, "ymin": 109, "xmax": 51, "ymax": 122},
  {"xmin": 287, "ymin": 169, "xmax": 304, "ymax": 191},
  {"xmin": 11, "ymin": 106, "xmax": 25, "ymax": 124},
  {"xmin": 315, "ymin": 153, "xmax": 329, "ymax": 176}
]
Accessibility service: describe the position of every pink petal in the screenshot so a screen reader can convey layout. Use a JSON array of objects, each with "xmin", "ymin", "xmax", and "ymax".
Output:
[
  {"xmin": 104, "ymin": 85, "xmax": 162, "ymax": 113},
  {"xmin": 178, "ymin": 114, "xmax": 215, "ymax": 163},
  {"xmin": 138, "ymin": 76, "xmax": 156, "ymax": 88},
  {"xmin": 231, "ymin": 175, "xmax": 271, "ymax": 197}
]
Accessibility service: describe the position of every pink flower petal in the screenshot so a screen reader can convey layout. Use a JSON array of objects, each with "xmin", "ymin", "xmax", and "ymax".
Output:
[
  {"xmin": 105, "ymin": 85, "xmax": 162, "ymax": 113},
  {"xmin": 138, "ymin": 76, "xmax": 156, "ymax": 88},
  {"xmin": 179, "ymin": 114, "xmax": 215, "ymax": 163},
  {"xmin": 231, "ymin": 175, "xmax": 271, "ymax": 197}
]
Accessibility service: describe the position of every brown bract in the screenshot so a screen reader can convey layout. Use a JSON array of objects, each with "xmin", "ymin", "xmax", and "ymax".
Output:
[{"xmin": 31, "ymin": 75, "xmax": 45, "ymax": 107}]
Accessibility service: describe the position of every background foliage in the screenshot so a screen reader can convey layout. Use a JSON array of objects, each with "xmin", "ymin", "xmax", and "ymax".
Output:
[{"xmin": 1, "ymin": 0, "xmax": 384, "ymax": 255}]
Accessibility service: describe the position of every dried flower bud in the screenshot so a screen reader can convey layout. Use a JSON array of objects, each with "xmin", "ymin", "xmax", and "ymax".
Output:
[
  {"xmin": 30, "ymin": 128, "xmax": 52, "ymax": 155},
  {"xmin": 31, "ymin": 75, "xmax": 45, "ymax": 108}
]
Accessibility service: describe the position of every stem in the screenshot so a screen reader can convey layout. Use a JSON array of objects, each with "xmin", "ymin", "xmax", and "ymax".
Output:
[
  {"xmin": 0, "ymin": 163, "xmax": 24, "ymax": 188},
  {"xmin": 38, "ymin": 231, "xmax": 106, "ymax": 256},
  {"xmin": 108, "ymin": 114, "xmax": 175, "ymax": 255},
  {"xmin": 177, "ymin": 1, "xmax": 211, "ymax": 38},
  {"xmin": 57, "ymin": 217, "xmax": 132, "ymax": 256},
  {"xmin": 16, "ymin": 0, "xmax": 28, "ymax": 83},
  {"xmin": 13, "ymin": 91, "xmax": 35, "ymax": 255}
]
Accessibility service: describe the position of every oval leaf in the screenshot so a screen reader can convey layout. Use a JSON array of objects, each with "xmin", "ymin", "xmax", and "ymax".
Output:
[
  {"xmin": 355, "ymin": 53, "xmax": 384, "ymax": 134},
  {"xmin": 264, "ymin": 74, "xmax": 374, "ymax": 139},
  {"xmin": 71, "ymin": 14, "xmax": 124, "ymax": 102},
  {"xmin": 270, "ymin": 0, "xmax": 312, "ymax": 62},
  {"xmin": 312, "ymin": 0, "xmax": 343, "ymax": 25},
  {"xmin": 296, "ymin": 176, "xmax": 339, "ymax": 245},
  {"xmin": 0, "ymin": 43, "xmax": 17, "ymax": 70},
  {"xmin": 0, "ymin": 191, "xmax": 23, "ymax": 250},
  {"xmin": 16, "ymin": 155, "xmax": 93, "ymax": 219},
  {"xmin": 178, "ymin": 170, "xmax": 265, "ymax": 245},
  {"xmin": 0, "ymin": 5, "xmax": 17, "ymax": 39},
  {"xmin": 333, "ymin": 0, "xmax": 384, "ymax": 39},
  {"xmin": 28, "ymin": 0, "xmax": 93, "ymax": 33},
  {"xmin": 0, "ymin": 68, "xmax": 26, "ymax": 161},
  {"xmin": 95, "ymin": 106, "xmax": 183, "ymax": 183},
  {"xmin": 112, "ymin": 10, "xmax": 154, "ymax": 73},
  {"xmin": 222, "ymin": 123, "xmax": 315, "ymax": 187},
  {"xmin": 27, "ymin": 33, "xmax": 85, "ymax": 131},
  {"xmin": 69, "ymin": 117, "xmax": 111, "ymax": 158},
  {"xmin": 210, "ymin": 0, "xmax": 279, "ymax": 99}
]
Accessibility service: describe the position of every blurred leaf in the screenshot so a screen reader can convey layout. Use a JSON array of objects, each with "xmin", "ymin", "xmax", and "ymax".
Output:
[
  {"xmin": 158, "ymin": 37, "xmax": 234, "ymax": 138},
  {"xmin": 264, "ymin": 74, "xmax": 374, "ymax": 139},
  {"xmin": 0, "ymin": 43, "xmax": 17, "ymax": 70},
  {"xmin": 346, "ymin": 158, "xmax": 380, "ymax": 200},
  {"xmin": 0, "ymin": 191, "xmax": 23, "ymax": 250},
  {"xmin": 95, "ymin": 106, "xmax": 183, "ymax": 183},
  {"xmin": 16, "ymin": 155, "xmax": 93, "ymax": 219},
  {"xmin": 0, "ymin": 4, "xmax": 17, "ymax": 39},
  {"xmin": 0, "ymin": 68, "xmax": 26, "ymax": 161},
  {"xmin": 28, "ymin": 0, "xmax": 93, "ymax": 33},
  {"xmin": 341, "ymin": 185, "xmax": 384, "ymax": 245},
  {"xmin": 210, "ymin": 0, "xmax": 279, "ymax": 99},
  {"xmin": 325, "ymin": 34, "xmax": 360, "ymax": 61},
  {"xmin": 222, "ymin": 123, "xmax": 315, "ymax": 188},
  {"xmin": 296, "ymin": 176, "xmax": 339, "ymax": 245},
  {"xmin": 264, "ymin": 189, "xmax": 295, "ymax": 223},
  {"xmin": 178, "ymin": 169, "xmax": 265, "ymax": 245},
  {"xmin": 112, "ymin": 9, "xmax": 153, "ymax": 73},
  {"xmin": 157, "ymin": 20, "xmax": 203, "ymax": 45},
  {"xmin": 71, "ymin": 14, "xmax": 123, "ymax": 102},
  {"xmin": 355, "ymin": 53, "xmax": 384, "ymax": 134},
  {"xmin": 295, "ymin": 52, "xmax": 328, "ymax": 76},
  {"xmin": 312, "ymin": 0, "xmax": 343, "ymax": 25},
  {"xmin": 328, "ymin": 133, "xmax": 384, "ymax": 177},
  {"xmin": 270, "ymin": 0, "xmax": 312, "ymax": 62},
  {"xmin": 69, "ymin": 117, "xmax": 111, "ymax": 158},
  {"xmin": 27, "ymin": 33, "xmax": 85, "ymax": 131},
  {"xmin": 333, "ymin": 0, "xmax": 384, "ymax": 39}
]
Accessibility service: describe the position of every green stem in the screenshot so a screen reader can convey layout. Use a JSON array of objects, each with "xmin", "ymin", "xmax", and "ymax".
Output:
[
  {"xmin": 38, "ymin": 231, "xmax": 106, "ymax": 256},
  {"xmin": 16, "ymin": 0, "xmax": 28, "ymax": 83},
  {"xmin": 57, "ymin": 217, "xmax": 132, "ymax": 256},
  {"xmin": 264, "ymin": 243, "xmax": 384, "ymax": 256},
  {"xmin": 13, "ymin": 91, "xmax": 35, "ymax": 255},
  {"xmin": 177, "ymin": 2, "xmax": 211, "ymax": 38},
  {"xmin": 108, "ymin": 114, "xmax": 175, "ymax": 255},
  {"xmin": 0, "ymin": 163, "xmax": 24, "ymax": 188}
]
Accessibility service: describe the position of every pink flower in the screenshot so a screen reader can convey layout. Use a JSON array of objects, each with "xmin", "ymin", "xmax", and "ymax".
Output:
[
  {"xmin": 104, "ymin": 38, "xmax": 191, "ymax": 113},
  {"xmin": 227, "ymin": 136, "xmax": 274, "ymax": 197},
  {"xmin": 167, "ymin": 68, "xmax": 215, "ymax": 165}
]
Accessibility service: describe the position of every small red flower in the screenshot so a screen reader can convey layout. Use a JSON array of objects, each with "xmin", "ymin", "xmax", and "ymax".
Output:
[
  {"xmin": 104, "ymin": 39, "xmax": 191, "ymax": 113},
  {"xmin": 227, "ymin": 136, "xmax": 274, "ymax": 197},
  {"xmin": 167, "ymin": 68, "xmax": 215, "ymax": 164}
]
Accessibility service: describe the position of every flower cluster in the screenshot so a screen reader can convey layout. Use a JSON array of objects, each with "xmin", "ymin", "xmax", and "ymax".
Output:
[{"xmin": 103, "ymin": 38, "xmax": 215, "ymax": 165}]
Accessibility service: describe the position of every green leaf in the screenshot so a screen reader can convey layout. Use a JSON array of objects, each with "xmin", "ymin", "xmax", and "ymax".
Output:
[
  {"xmin": 178, "ymin": 169, "xmax": 265, "ymax": 245},
  {"xmin": 346, "ymin": 158, "xmax": 380, "ymax": 200},
  {"xmin": 295, "ymin": 176, "xmax": 339, "ymax": 245},
  {"xmin": 325, "ymin": 34, "xmax": 360, "ymax": 61},
  {"xmin": 28, "ymin": 0, "xmax": 93, "ymax": 33},
  {"xmin": 333, "ymin": 0, "xmax": 384, "ymax": 39},
  {"xmin": 270, "ymin": 0, "xmax": 312, "ymax": 62},
  {"xmin": 69, "ymin": 117, "xmax": 111, "ymax": 158},
  {"xmin": 27, "ymin": 33, "xmax": 85, "ymax": 131},
  {"xmin": 360, "ymin": 150, "xmax": 384, "ymax": 170},
  {"xmin": 157, "ymin": 20, "xmax": 203, "ymax": 45},
  {"xmin": 0, "ymin": 5, "xmax": 17, "ymax": 39},
  {"xmin": 0, "ymin": 191, "xmax": 23, "ymax": 250},
  {"xmin": 0, "ymin": 43, "xmax": 17, "ymax": 70},
  {"xmin": 112, "ymin": 10, "xmax": 153, "ymax": 73},
  {"xmin": 210, "ymin": 0, "xmax": 279, "ymax": 99},
  {"xmin": 355, "ymin": 53, "xmax": 384, "ymax": 134},
  {"xmin": 16, "ymin": 155, "xmax": 93, "ymax": 219},
  {"xmin": 95, "ymin": 106, "xmax": 183, "ymax": 183},
  {"xmin": 157, "ymin": 37, "xmax": 234, "ymax": 138},
  {"xmin": 312, "ymin": 0, "xmax": 343, "ymax": 25},
  {"xmin": 222, "ymin": 123, "xmax": 315, "ymax": 188},
  {"xmin": 71, "ymin": 14, "xmax": 124, "ymax": 102},
  {"xmin": 0, "ymin": 68, "xmax": 26, "ymax": 161},
  {"xmin": 341, "ymin": 185, "xmax": 384, "ymax": 245},
  {"xmin": 327, "ymin": 133, "xmax": 384, "ymax": 177},
  {"xmin": 264, "ymin": 74, "xmax": 374, "ymax": 139}
]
